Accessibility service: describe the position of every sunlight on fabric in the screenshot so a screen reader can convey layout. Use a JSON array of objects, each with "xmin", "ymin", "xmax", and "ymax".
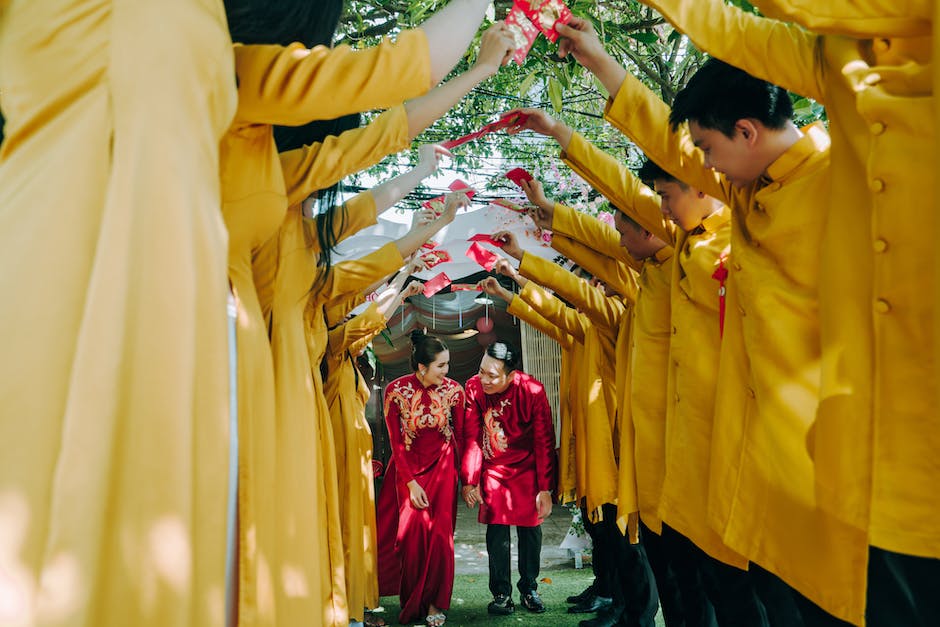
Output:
[
  {"xmin": 149, "ymin": 517, "xmax": 192, "ymax": 591},
  {"xmin": 281, "ymin": 564, "xmax": 310, "ymax": 597},
  {"xmin": 0, "ymin": 492, "xmax": 32, "ymax": 623},
  {"xmin": 36, "ymin": 552, "xmax": 82, "ymax": 622}
]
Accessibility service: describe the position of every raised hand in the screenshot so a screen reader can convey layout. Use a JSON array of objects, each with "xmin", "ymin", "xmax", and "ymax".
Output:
[
  {"xmin": 521, "ymin": 178, "xmax": 554, "ymax": 216},
  {"xmin": 493, "ymin": 230, "xmax": 523, "ymax": 260},
  {"xmin": 416, "ymin": 143, "xmax": 452, "ymax": 176},
  {"xmin": 404, "ymin": 280, "xmax": 426, "ymax": 298},
  {"xmin": 474, "ymin": 22, "xmax": 516, "ymax": 75},
  {"xmin": 556, "ymin": 17, "xmax": 606, "ymax": 67},
  {"xmin": 439, "ymin": 189, "xmax": 470, "ymax": 225},
  {"xmin": 477, "ymin": 276, "xmax": 511, "ymax": 301},
  {"xmin": 506, "ymin": 107, "xmax": 558, "ymax": 137}
]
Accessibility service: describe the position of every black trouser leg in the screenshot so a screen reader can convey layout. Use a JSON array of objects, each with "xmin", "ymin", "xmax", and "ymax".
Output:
[
  {"xmin": 487, "ymin": 524, "xmax": 513, "ymax": 597},
  {"xmin": 516, "ymin": 524, "xmax": 543, "ymax": 595},
  {"xmin": 615, "ymin": 529, "xmax": 660, "ymax": 627},
  {"xmin": 866, "ymin": 545, "xmax": 940, "ymax": 627},
  {"xmin": 749, "ymin": 562, "xmax": 809, "ymax": 627},
  {"xmin": 584, "ymin": 506, "xmax": 616, "ymax": 599},
  {"xmin": 642, "ymin": 521, "xmax": 686, "ymax": 627},
  {"xmin": 698, "ymin": 551, "xmax": 769, "ymax": 627},
  {"xmin": 661, "ymin": 525, "xmax": 718, "ymax": 627}
]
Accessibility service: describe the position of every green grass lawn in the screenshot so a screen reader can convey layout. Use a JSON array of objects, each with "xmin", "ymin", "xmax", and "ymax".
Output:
[{"xmin": 375, "ymin": 566, "xmax": 666, "ymax": 626}]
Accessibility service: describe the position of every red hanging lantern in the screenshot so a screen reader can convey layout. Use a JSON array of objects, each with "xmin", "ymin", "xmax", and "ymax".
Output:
[{"xmin": 475, "ymin": 316, "xmax": 494, "ymax": 334}]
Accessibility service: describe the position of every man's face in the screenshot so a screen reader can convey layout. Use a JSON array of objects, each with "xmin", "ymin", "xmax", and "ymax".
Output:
[
  {"xmin": 689, "ymin": 120, "xmax": 764, "ymax": 188},
  {"xmin": 478, "ymin": 354, "xmax": 512, "ymax": 395},
  {"xmin": 655, "ymin": 180, "xmax": 704, "ymax": 232},
  {"xmin": 614, "ymin": 212, "xmax": 650, "ymax": 260}
]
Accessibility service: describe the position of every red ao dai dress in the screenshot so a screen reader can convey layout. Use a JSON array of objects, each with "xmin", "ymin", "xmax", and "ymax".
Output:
[{"xmin": 377, "ymin": 374, "xmax": 465, "ymax": 624}]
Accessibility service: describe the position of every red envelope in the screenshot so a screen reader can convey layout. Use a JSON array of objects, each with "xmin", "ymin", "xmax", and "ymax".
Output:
[
  {"xmin": 515, "ymin": 0, "xmax": 572, "ymax": 43},
  {"xmin": 491, "ymin": 198, "xmax": 529, "ymax": 214},
  {"xmin": 451, "ymin": 283, "xmax": 483, "ymax": 292},
  {"xmin": 441, "ymin": 130, "xmax": 485, "ymax": 150},
  {"xmin": 421, "ymin": 249, "xmax": 452, "ymax": 268},
  {"xmin": 466, "ymin": 242, "xmax": 500, "ymax": 271},
  {"xmin": 505, "ymin": 167, "xmax": 534, "ymax": 187},
  {"xmin": 505, "ymin": 5, "xmax": 540, "ymax": 65},
  {"xmin": 423, "ymin": 272, "xmax": 452, "ymax": 297},
  {"xmin": 468, "ymin": 233, "xmax": 505, "ymax": 248},
  {"xmin": 491, "ymin": 110, "xmax": 530, "ymax": 131},
  {"xmin": 421, "ymin": 195, "xmax": 446, "ymax": 215},
  {"xmin": 448, "ymin": 179, "xmax": 477, "ymax": 200}
]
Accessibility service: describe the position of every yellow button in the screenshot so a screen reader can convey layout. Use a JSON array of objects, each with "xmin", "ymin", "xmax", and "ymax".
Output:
[
  {"xmin": 874, "ymin": 299, "xmax": 891, "ymax": 314},
  {"xmin": 755, "ymin": 203, "xmax": 766, "ymax": 213},
  {"xmin": 870, "ymin": 121, "xmax": 886, "ymax": 136},
  {"xmin": 733, "ymin": 262, "xmax": 743, "ymax": 272},
  {"xmin": 747, "ymin": 388, "xmax": 756, "ymax": 399},
  {"xmin": 864, "ymin": 73, "xmax": 882, "ymax": 86},
  {"xmin": 675, "ymin": 393, "xmax": 680, "ymax": 403},
  {"xmin": 873, "ymin": 38, "xmax": 891, "ymax": 53},
  {"xmin": 873, "ymin": 239, "xmax": 888, "ymax": 253},
  {"xmin": 738, "ymin": 305, "xmax": 746, "ymax": 317},
  {"xmin": 673, "ymin": 360, "xmax": 680, "ymax": 368},
  {"xmin": 672, "ymin": 326, "xmax": 677, "ymax": 335},
  {"xmin": 870, "ymin": 178, "xmax": 885, "ymax": 193}
]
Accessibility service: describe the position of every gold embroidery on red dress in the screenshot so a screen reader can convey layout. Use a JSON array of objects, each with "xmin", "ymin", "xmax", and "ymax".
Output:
[
  {"xmin": 387, "ymin": 378, "xmax": 459, "ymax": 451},
  {"xmin": 482, "ymin": 398, "xmax": 512, "ymax": 459}
]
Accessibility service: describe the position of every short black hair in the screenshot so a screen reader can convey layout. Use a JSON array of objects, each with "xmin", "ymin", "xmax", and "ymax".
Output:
[
  {"xmin": 669, "ymin": 58, "xmax": 793, "ymax": 136},
  {"xmin": 224, "ymin": 0, "xmax": 344, "ymax": 48},
  {"xmin": 485, "ymin": 342, "xmax": 521, "ymax": 373},
  {"xmin": 410, "ymin": 330, "xmax": 448, "ymax": 371},
  {"xmin": 636, "ymin": 158, "xmax": 687, "ymax": 189}
]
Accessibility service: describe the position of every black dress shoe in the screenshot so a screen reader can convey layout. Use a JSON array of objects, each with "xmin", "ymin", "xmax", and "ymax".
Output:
[
  {"xmin": 487, "ymin": 594, "xmax": 515, "ymax": 615},
  {"xmin": 578, "ymin": 603, "xmax": 625, "ymax": 627},
  {"xmin": 568, "ymin": 595, "xmax": 613, "ymax": 614},
  {"xmin": 567, "ymin": 582, "xmax": 596, "ymax": 604},
  {"xmin": 521, "ymin": 590, "xmax": 546, "ymax": 613}
]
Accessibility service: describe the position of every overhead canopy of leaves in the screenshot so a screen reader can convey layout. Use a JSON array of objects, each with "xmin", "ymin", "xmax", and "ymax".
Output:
[{"xmin": 337, "ymin": 0, "xmax": 823, "ymax": 212}]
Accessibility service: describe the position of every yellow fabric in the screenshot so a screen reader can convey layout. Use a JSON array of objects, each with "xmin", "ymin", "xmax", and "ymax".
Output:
[
  {"xmin": 641, "ymin": 0, "xmax": 937, "ymax": 568},
  {"xmin": 0, "ymin": 2, "xmax": 236, "ymax": 625},
  {"xmin": 605, "ymin": 29, "xmax": 871, "ymax": 619},
  {"xmin": 561, "ymin": 132, "xmax": 675, "ymax": 245},
  {"xmin": 507, "ymin": 292, "xmax": 583, "ymax": 502},
  {"xmin": 258, "ymin": 201, "xmax": 403, "ymax": 626},
  {"xmin": 231, "ymin": 29, "xmax": 430, "ymax": 125},
  {"xmin": 519, "ymin": 254, "xmax": 626, "ymax": 519},
  {"xmin": 220, "ymin": 35, "xmax": 427, "ymax": 625},
  {"xmin": 549, "ymin": 233, "xmax": 644, "ymax": 535},
  {"xmin": 749, "ymin": 0, "xmax": 932, "ymax": 36},
  {"xmin": 323, "ymin": 304, "xmax": 387, "ymax": 618},
  {"xmin": 557, "ymin": 138, "xmax": 676, "ymax": 533}
]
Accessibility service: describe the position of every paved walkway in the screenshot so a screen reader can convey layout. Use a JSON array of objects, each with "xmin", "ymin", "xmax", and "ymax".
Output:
[{"xmin": 453, "ymin": 503, "xmax": 589, "ymax": 576}]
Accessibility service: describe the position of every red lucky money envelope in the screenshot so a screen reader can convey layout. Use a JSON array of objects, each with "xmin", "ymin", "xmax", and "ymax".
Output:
[
  {"xmin": 515, "ymin": 0, "xmax": 573, "ymax": 43},
  {"xmin": 423, "ymin": 272, "xmax": 452, "ymax": 297},
  {"xmin": 420, "ymin": 249, "xmax": 452, "ymax": 269},
  {"xmin": 505, "ymin": 167, "xmax": 534, "ymax": 187},
  {"xmin": 468, "ymin": 233, "xmax": 505, "ymax": 248},
  {"xmin": 448, "ymin": 179, "xmax": 477, "ymax": 199},
  {"xmin": 466, "ymin": 242, "xmax": 500, "ymax": 271},
  {"xmin": 451, "ymin": 283, "xmax": 483, "ymax": 292},
  {"xmin": 505, "ymin": 4, "xmax": 540, "ymax": 65}
]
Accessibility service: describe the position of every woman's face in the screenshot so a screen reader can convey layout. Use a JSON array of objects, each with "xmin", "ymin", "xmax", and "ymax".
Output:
[{"xmin": 419, "ymin": 350, "xmax": 450, "ymax": 387}]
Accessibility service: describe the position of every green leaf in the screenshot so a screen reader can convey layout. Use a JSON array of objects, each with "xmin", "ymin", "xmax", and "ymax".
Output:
[
  {"xmin": 380, "ymin": 329, "xmax": 394, "ymax": 348},
  {"xmin": 518, "ymin": 70, "xmax": 539, "ymax": 97},
  {"xmin": 548, "ymin": 77, "xmax": 563, "ymax": 112},
  {"xmin": 629, "ymin": 32, "xmax": 659, "ymax": 45}
]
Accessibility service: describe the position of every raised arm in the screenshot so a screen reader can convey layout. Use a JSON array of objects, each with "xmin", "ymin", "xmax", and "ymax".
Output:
[
  {"xmin": 518, "ymin": 251, "xmax": 627, "ymax": 332},
  {"xmin": 233, "ymin": 31, "xmax": 432, "ymax": 125},
  {"xmin": 634, "ymin": 0, "xmax": 824, "ymax": 101},
  {"xmin": 403, "ymin": 22, "xmax": 514, "ymax": 139},
  {"xmin": 551, "ymin": 234, "xmax": 639, "ymax": 301},
  {"xmin": 477, "ymin": 277, "xmax": 576, "ymax": 349},
  {"xmin": 560, "ymin": 133, "xmax": 675, "ymax": 245},
  {"xmin": 749, "ymin": 0, "xmax": 932, "ymax": 37}
]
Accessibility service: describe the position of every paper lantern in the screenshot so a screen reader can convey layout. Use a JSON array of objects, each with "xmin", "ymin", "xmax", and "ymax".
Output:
[{"xmin": 475, "ymin": 316, "xmax": 494, "ymax": 334}]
